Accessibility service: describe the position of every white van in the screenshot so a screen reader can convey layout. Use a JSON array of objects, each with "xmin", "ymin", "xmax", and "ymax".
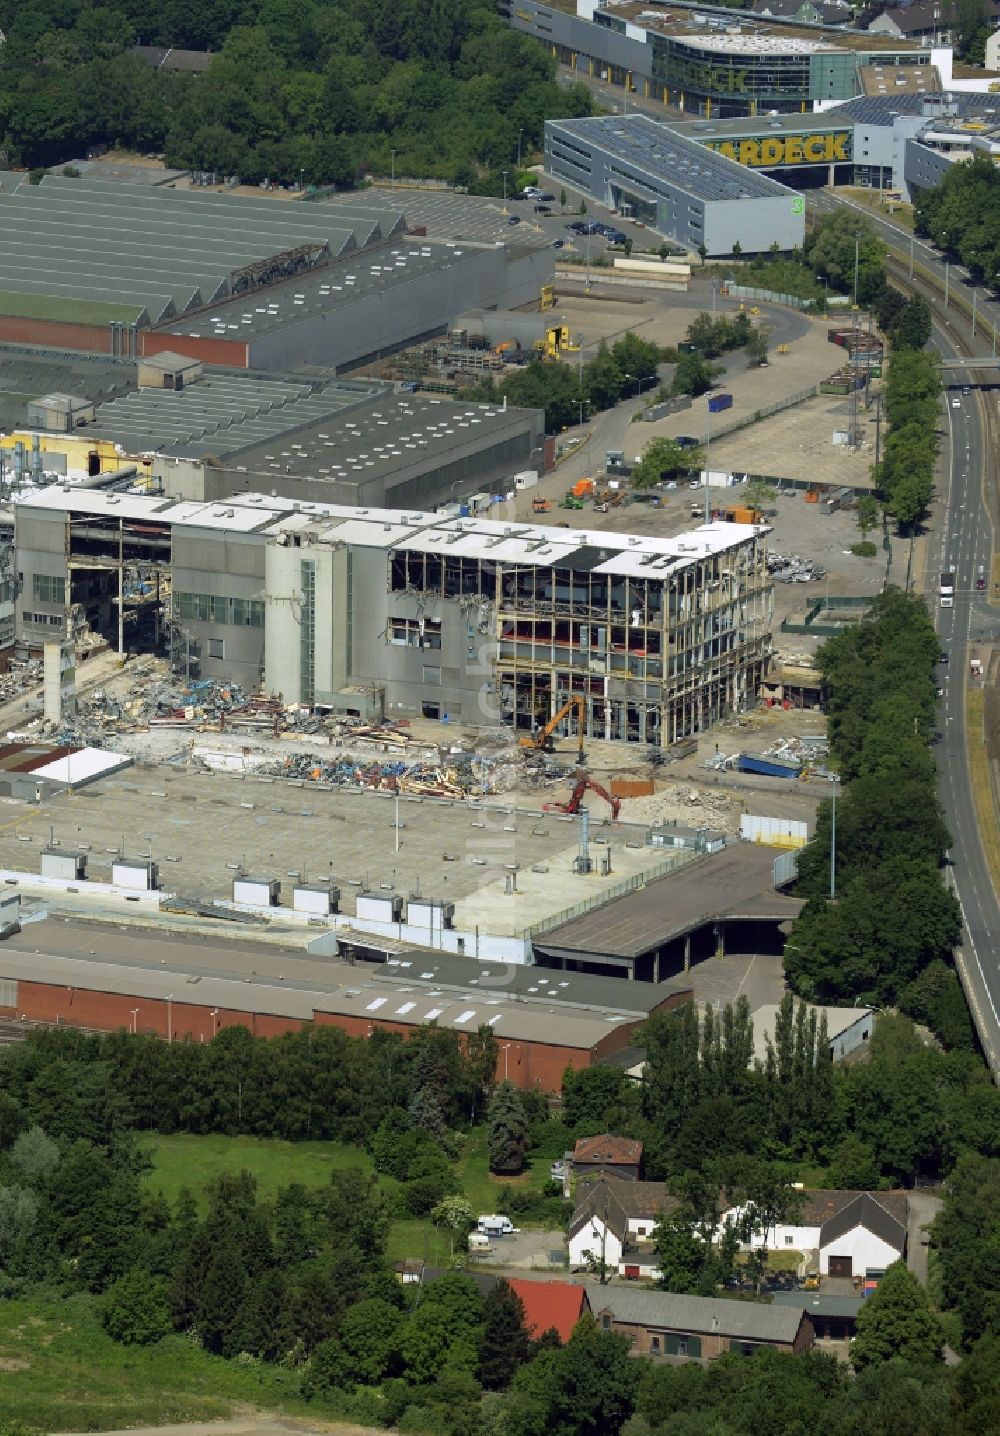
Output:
[{"xmin": 477, "ymin": 1214, "xmax": 518, "ymax": 1237}]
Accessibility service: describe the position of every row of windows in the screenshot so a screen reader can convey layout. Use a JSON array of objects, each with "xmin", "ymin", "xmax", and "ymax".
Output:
[
  {"xmin": 174, "ymin": 592, "xmax": 264, "ymax": 627},
  {"xmin": 23, "ymin": 611, "xmax": 63, "ymax": 627},
  {"xmin": 33, "ymin": 574, "xmax": 65, "ymax": 605}
]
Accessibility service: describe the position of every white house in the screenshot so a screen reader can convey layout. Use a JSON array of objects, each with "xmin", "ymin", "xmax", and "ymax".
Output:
[
  {"xmin": 717, "ymin": 1189, "xmax": 908, "ymax": 1278},
  {"xmin": 986, "ymin": 29, "xmax": 1000, "ymax": 69},
  {"xmin": 569, "ymin": 1176, "xmax": 677, "ymax": 1275}
]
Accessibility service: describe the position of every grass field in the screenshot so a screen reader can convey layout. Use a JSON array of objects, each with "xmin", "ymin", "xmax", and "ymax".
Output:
[
  {"xmin": 138, "ymin": 1132, "xmax": 377, "ymax": 1207},
  {"xmin": 0, "ymin": 1293, "xmax": 315, "ymax": 1430},
  {"xmin": 967, "ymin": 688, "xmax": 1000, "ymax": 899},
  {"xmin": 139, "ymin": 1129, "xmax": 559, "ymax": 1271}
]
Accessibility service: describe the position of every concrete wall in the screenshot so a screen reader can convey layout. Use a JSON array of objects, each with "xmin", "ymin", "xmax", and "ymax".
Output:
[
  {"xmin": 170, "ymin": 528, "xmax": 266, "ymax": 688},
  {"xmin": 230, "ymin": 247, "xmax": 555, "ymax": 375},
  {"xmin": 569, "ymin": 1219, "xmax": 624, "ymax": 1270},
  {"xmin": 15, "ymin": 507, "xmax": 68, "ymax": 646},
  {"xmin": 264, "ymin": 539, "xmax": 350, "ymax": 705},
  {"xmin": 349, "ymin": 546, "xmax": 494, "ymax": 724}
]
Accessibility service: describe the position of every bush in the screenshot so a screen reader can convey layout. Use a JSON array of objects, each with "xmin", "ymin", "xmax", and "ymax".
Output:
[
  {"xmin": 850, "ymin": 541, "xmax": 878, "ymax": 557},
  {"xmin": 100, "ymin": 1270, "xmax": 173, "ymax": 1345}
]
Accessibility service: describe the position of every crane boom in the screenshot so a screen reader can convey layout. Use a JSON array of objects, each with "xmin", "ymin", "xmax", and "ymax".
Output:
[
  {"xmin": 518, "ymin": 695, "xmax": 586, "ymax": 760},
  {"xmin": 544, "ymin": 773, "xmax": 621, "ymax": 821}
]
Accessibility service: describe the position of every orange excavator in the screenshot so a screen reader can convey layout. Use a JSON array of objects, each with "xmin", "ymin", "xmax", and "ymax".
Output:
[
  {"xmin": 545, "ymin": 772, "xmax": 621, "ymax": 821},
  {"xmin": 518, "ymin": 694, "xmax": 586, "ymax": 761}
]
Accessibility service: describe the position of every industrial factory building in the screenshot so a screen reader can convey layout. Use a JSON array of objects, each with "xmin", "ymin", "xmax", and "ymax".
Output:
[
  {"xmin": 0, "ymin": 922, "xmax": 694, "ymax": 1092},
  {"xmin": 0, "ymin": 175, "xmax": 552, "ymax": 371},
  {"xmin": 13, "ymin": 489, "xmax": 771, "ymax": 747},
  {"xmin": 544, "ymin": 115, "xmax": 806, "ymax": 254},
  {"xmin": 509, "ymin": 0, "xmax": 933, "ymax": 118}
]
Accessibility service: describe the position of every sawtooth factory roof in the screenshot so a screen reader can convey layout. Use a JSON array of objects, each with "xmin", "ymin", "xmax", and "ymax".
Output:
[{"xmin": 0, "ymin": 176, "xmax": 408, "ymax": 327}]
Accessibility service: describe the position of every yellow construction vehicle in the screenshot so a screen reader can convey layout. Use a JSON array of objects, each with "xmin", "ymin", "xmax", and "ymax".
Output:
[{"xmin": 518, "ymin": 694, "xmax": 586, "ymax": 761}]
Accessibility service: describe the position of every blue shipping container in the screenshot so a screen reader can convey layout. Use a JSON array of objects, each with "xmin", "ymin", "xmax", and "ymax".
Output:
[
  {"xmin": 708, "ymin": 393, "xmax": 733, "ymax": 414},
  {"xmin": 737, "ymin": 753, "xmax": 802, "ymax": 779}
]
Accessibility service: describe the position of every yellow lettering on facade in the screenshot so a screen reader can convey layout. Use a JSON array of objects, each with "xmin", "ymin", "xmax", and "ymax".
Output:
[
  {"xmin": 760, "ymin": 138, "xmax": 784, "ymax": 166},
  {"xmin": 738, "ymin": 139, "xmax": 760, "ymax": 165},
  {"xmin": 830, "ymin": 132, "xmax": 849, "ymax": 162},
  {"xmin": 785, "ymin": 136, "xmax": 802, "ymax": 164},
  {"xmin": 803, "ymin": 135, "xmax": 827, "ymax": 162}
]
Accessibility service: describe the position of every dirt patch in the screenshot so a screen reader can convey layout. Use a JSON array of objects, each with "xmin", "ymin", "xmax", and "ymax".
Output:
[{"xmin": 0, "ymin": 1355, "xmax": 31, "ymax": 1371}]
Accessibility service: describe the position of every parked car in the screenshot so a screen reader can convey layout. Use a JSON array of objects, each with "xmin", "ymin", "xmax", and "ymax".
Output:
[
  {"xmin": 605, "ymin": 230, "xmax": 627, "ymax": 244},
  {"xmin": 552, "ymin": 239, "xmax": 565, "ymax": 248},
  {"xmin": 566, "ymin": 221, "xmax": 586, "ymax": 233},
  {"xmin": 534, "ymin": 205, "xmax": 552, "ymax": 215},
  {"xmin": 508, "ymin": 215, "xmax": 521, "ymax": 225},
  {"xmin": 536, "ymin": 192, "xmax": 556, "ymax": 202},
  {"xmin": 675, "ymin": 435, "xmax": 699, "ymax": 448}
]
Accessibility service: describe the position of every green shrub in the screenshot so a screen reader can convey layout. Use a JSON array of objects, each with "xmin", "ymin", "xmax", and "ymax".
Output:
[{"xmin": 850, "ymin": 541, "xmax": 877, "ymax": 557}]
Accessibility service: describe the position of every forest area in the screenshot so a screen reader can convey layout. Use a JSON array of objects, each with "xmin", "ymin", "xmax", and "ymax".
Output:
[{"xmin": 0, "ymin": 0, "xmax": 593, "ymax": 185}]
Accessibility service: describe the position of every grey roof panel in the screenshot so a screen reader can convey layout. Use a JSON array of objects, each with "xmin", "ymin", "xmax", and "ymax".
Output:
[
  {"xmin": 547, "ymin": 115, "xmax": 793, "ymax": 202},
  {"xmin": 586, "ymin": 1284, "xmax": 808, "ymax": 1342}
]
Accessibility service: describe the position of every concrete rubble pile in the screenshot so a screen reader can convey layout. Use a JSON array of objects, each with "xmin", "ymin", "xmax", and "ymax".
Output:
[
  {"xmin": 0, "ymin": 656, "xmax": 43, "ymax": 707},
  {"xmin": 767, "ymin": 552, "xmax": 825, "ymax": 583}
]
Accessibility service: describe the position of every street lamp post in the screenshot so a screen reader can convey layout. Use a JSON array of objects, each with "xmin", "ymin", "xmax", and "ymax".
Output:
[
  {"xmin": 517, "ymin": 129, "xmax": 523, "ymax": 173},
  {"xmin": 830, "ymin": 776, "xmax": 838, "ymax": 900},
  {"xmin": 211, "ymin": 1008, "xmax": 219, "ymax": 1037},
  {"xmin": 502, "ymin": 170, "xmax": 509, "ymax": 210},
  {"xmin": 167, "ymin": 993, "xmax": 173, "ymax": 1044},
  {"xmin": 130, "ymin": 1008, "xmax": 139, "ymax": 1035},
  {"xmin": 390, "ymin": 149, "xmax": 396, "ymax": 193}
]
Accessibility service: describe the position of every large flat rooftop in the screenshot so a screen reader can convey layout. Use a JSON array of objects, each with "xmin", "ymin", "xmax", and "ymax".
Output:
[
  {"xmin": 548, "ymin": 117, "xmax": 793, "ymax": 202},
  {"xmin": 15, "ymin": 486, "xmax": 767, "ymax": 578},
  {"xmin": 0, "ymin": 917, "xmax": 680, "ymax": 1049},
  {"xmin": 0, "ymin": 767, "xmax": 686, "ymax": 939},
  {"xmin": 159, "ymin": 237, "xmax": 493, "ymax": 343},
  {"xmin": 610, "ymin": 0, "xmax": 924, "ymax": 51},
  {"xmin": 536, "ymin": 843, "xmax": 803, "ymax": 959}
]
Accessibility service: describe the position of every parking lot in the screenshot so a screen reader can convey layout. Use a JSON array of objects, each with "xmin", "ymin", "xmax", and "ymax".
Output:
[{"xmin": 473, "ymin": 1227, "xmax": 567, "ymax": 1271}]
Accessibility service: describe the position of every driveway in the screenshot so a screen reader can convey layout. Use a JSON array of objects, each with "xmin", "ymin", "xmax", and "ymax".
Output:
[
  {"xmin": 473, "ymin": 1226, "xmax": 566, "ymax": 1271},
  {"xmin": 907, "ymin": 1188, "xmax": 942, "ymax": 1286}
]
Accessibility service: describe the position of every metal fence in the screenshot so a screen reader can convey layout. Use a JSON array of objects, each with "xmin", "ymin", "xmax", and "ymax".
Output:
[{"xmin": 707, "ymin": 385, "xmax": 819, "ymax": 444}]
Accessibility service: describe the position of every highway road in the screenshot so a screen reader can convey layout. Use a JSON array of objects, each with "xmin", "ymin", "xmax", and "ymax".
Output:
[{"xmin": 810, "ymin": 191, "xmax": 1000, "ymax": 1072}]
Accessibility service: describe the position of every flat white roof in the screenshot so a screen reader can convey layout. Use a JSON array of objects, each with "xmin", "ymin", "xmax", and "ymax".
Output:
[{"xmin": 15, "ymin": 487, "xmax": 767, "ymax": 575}]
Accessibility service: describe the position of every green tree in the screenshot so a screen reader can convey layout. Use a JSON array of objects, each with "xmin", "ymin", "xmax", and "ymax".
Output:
[
  {"xmin": 339, "ymin": 1296, "xmax": 403, "ymax": 1383},
  {"xmin": 856, "ymin": 493, "xmax": 880, "ymax": 537},
  {"xmin": 745, "ymin": 329, "xmax": 769, "ymax": 366},
  {"xmin": 652, "ymin": 1209, "xmax": 713, "ymax": 1294},
  {"xmin": 631, "ymin": 437, "xmax": 703, "ymax": 489},
  {"xmin": 851, "ymin": 1261, "xmax": 945, "ymax": 1369},
  {"xmin": 479, "ymin": 1278, "xmax": 532, "ymax": 1389},
  {"xmin": 671, "ymin": 353, "xmax": 717, "ymax": 397},
  {"xmin": 488, "ymin": 1081, "xmax": 529, "ymax": 1174},
  {"xmin": 507, "ymin": 1315, "xmax": 639, "ymax": 1436},
  {"xmin": 431, "ymin": 1194, "xmax": 475, "ymax": 1259},
  {"xmin": 101, "ymin": 1269, "xmax": 173, "ymax": 1345},
  {"xmin": 195, "ymin": 1233, "xmax": 247, "ymax": 1356},
  {"xmin": 697, "ymin": 243, "xmax": 708, "ymax": 266},
  {"xmin": 892, "ymin": 294, "xmax": 932, "ymax": 350}
]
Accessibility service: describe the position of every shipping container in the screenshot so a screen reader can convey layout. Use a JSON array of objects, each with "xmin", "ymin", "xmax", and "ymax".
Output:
[
  {"xmin": 737, "ymin": 753, "xmax": 803, "ymax": 780},
  {"xmin": 708, "ymin": 393, "xmax": 733, "ymax": 414}
]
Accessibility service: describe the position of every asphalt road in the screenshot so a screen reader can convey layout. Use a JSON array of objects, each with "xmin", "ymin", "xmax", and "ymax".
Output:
[{"xmin": 809, "ymin": 193, "xmax": 1000, "ymax": 1073}]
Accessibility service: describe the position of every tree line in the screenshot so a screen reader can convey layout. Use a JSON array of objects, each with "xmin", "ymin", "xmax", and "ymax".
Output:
[
  {"xmin": 915, "ymin": 156, "xmax": 1000, "ymax": 289},
  {"xmin": 0, "ymin": 0, "xmax": 593, "ymax": 188},
  {"xmin": 784, "ymin": 588, "xmax": 965, "ymax": 1037}
]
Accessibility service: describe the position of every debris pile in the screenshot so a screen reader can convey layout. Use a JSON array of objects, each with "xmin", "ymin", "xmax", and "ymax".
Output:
[
  {"xmin": 767, "ymin": 552, "xmax": 825, "ymax": 584},
  {"xmin": 0, "ymin": 656, "xmax": 43, "ymax": 707}
]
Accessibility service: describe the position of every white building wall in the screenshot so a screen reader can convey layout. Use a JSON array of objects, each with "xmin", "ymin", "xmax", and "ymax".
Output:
[
  {"xmin": 820, "ymin": 1228, "xmax": 901, "ymax": 1275},
  {"xmin": 569, "ymin": 1217, "xmax": 623, "ymax": 1270},
  {"xmin": 716, "ymin": 1207, "xmax": 820, "ymax": 1251}
]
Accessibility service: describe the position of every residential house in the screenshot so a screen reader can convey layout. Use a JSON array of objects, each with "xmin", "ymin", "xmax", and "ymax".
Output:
[
  {"xmin": 771, "ymin": 1290, "xmax": 864, "ymax": 1346},
  {"xmin": 393, "ymin": 1258, "xmax": 426, "ymax": 1285},
  {"xmin": 569, "ymin": 1176, "xmax": 679, "ymax": 1277},
  {"xmin": 718, "ymin": 1189, "xmax": 908, "ymax": 1278},
  {"xmin": 986, "ymin": 28, "xmax": 1000, "ymax": 68},
  {"xmin": 751, "ymin": 0, "xmax": 853, "ymax": 22},
  {"xmin": 506, "ymin": 1278, "xmax": 590, "ymax": 1343},
  {"xmin": 587, "ymin": 1285, "xmax": 814, "ymax": 1361},
  {"xmin": 866, "ymin": 2, "xmax": 952, "ymax": 42},
  {"xmin": 572, "ymin": 1133, "xmax": 644, "ymax": 1182}
]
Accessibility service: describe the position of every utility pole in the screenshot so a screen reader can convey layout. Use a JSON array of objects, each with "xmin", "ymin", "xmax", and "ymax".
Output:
[
  {"xmin": 703, "ymin": 400, "xmax": 712, "ymax": 525},
  {"xmin": 972, "ymin": 288, "xmax": 977, "ymax": 338},
  {"xmin": 853, "ymin": 234, "xmax": 859, "ymax": 308},
  {"xmin": 909, "ymin": 232, "xmax": 914, "ymax": 280},
  {"xmin": 874, "ymin": 391, "xmax": 882, "ymax": 469},
  {"xmin": 830, "ymin": 777, "xmax": 837, "ymax": 900},
  {"xmin": 944, "ymin": 261, "xmax": 950, "ymax": 311}
]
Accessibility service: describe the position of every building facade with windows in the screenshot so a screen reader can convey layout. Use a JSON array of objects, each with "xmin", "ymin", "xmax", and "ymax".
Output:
[
  {"xmin": 13, "ymin": 490, "xmax": 772, "ymax": 747},
  {"xmin": 508, "ymin": 0, "xmax": 933, "ymax": 117},
  {"xmin": 544, "ymin": 115, "xmax": 806, "ymax": 254}
]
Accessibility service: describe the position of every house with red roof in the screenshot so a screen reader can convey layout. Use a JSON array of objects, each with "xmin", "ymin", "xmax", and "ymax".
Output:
[
  {"xmin": 572, "ymin": 1133, "xmax": 643, "ymax": 1182},
  {"xmin": 506, "ymin": 1277, "xmax": 590, "ymax": 1344}
]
